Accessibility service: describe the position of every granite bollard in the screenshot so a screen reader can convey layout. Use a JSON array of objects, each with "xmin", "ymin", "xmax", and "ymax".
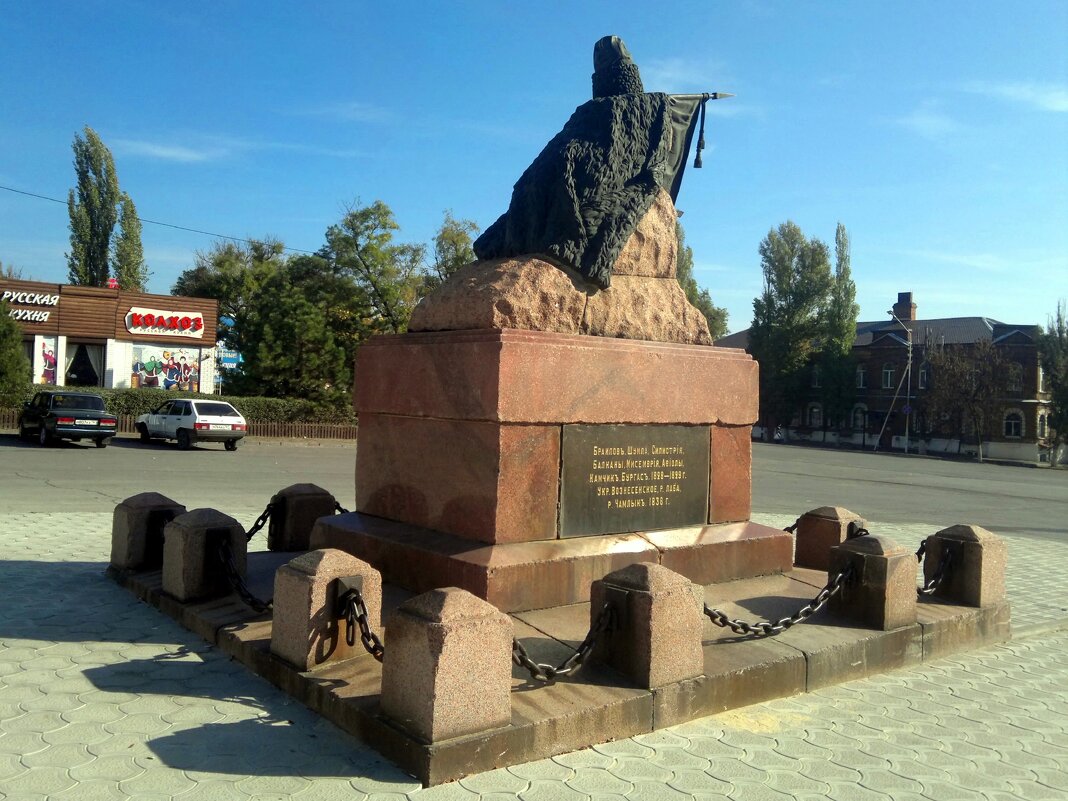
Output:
[
  {"xmin": 591, "ymin": 563, "xmax": 704, "ymax": 688},
  {"xmin": 268, "ymin": 483, "xmax": 338, "ymax": 552},
  {"xmin": 923, "ymin": 524, "xmax": 1007, "ymax": 608},
  {"xmin": 110, "ymin": 492, "xmax": 187, "ymax": 571},
  {"xmin": 162, "ymin": 509, "xmax": 246, "ymax": 603},
  {"xmin": 381, "ymin": 588, "xmax": 512, "ymax": 743},
  {"xmin": 271, "ymin": 549, "xmax": 382, "ymax": 671},
  {"xmin": 829, "ymin": 534, "xmax": 916, "ymax": 630},
  {"xmin": 794, "ymin": 506, "xmax": 867, "ymax": 571}
]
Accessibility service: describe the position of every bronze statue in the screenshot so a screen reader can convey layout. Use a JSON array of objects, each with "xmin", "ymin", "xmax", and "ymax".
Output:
[{"xmin": 473, "ymin": 36, "xmax": 730, "ymax": 289}]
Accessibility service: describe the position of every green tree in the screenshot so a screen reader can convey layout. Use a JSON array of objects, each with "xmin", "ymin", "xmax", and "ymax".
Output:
[
  {"xmin": 112, "ymin": 193, "xmax": 148, "ymax": 290},
  {"xmin": 66, "ymin": 126, "xmax": 147, "ymax": 288},
  {"xmin": 423, "ymin": 210, "xmax": 478, "ymax": 295},
  {"xmin": 676, "ymin": 222, "xmax": 729, "ymax": 339},
  {"xmin": 172, "ymin": 239, "xmax": 285, "ymax": 349},
  {"xmin": 816, "ymin": 223, "xmax": 860, "ymax": 434},
  {"xmin": 924, "ymin": 339, "xmax": 1007, "ymax": 462},
  {"xmin": 1038, "ymin": 300, "xmax": 1068, "ymax": 466},
  {"xmin": 225, "ymin": 270, "xmax": 350, "ymax": 409},
  {"xmin": 324, "ymin": 200, "xmax": 426, "ymax": 334},
  {"xmin": 748, "ymin": 221, "xmax": 833, "ymax": 431},
  {"xmin": 0, "ymin": 300, "xmax": 31, "ymax": 406},
  {"xmin": 2, "ymin": 260, "xmax": 25, "ymax": 280}
]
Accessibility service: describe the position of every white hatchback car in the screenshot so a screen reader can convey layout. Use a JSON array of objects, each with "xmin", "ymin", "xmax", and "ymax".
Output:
[{"xmin": 136, "ymin": 399, "xmax": 248, "ymax": 451}]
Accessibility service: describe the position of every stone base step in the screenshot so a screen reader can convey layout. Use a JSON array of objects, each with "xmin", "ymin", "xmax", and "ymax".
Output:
[{"xmin": 310, "ymin": 512, "xmax": 793, "ymax": 612}]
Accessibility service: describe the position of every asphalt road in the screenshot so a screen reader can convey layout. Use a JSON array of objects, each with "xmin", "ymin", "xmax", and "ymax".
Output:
[{"xmin": 0, "ymin": 433, "xmax": 1064, "ymax": 541}]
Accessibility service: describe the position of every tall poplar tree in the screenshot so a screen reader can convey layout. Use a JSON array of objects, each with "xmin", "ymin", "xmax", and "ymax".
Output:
[
  {"xmin": 817, "ymin": 223, "xmax": 860, "ymax": 430},
  {"xmin": 748, "ymin": 221, "xmax": 833, "ymax": 430},
  {"xmin": 66, "ymin": 126, "xmax": 147, "ymax": 289},
  {"xmin": 1038, "ymin": 300, "xmax": 1068, "ymax": 466},
  {"xmin": 675, "ymin": 222, "xmax": 729, "ymax": 339}
]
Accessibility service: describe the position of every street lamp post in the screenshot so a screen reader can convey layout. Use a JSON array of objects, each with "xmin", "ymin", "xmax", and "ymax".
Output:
[{"xmin": 889, "ymin": 310, "xmax": 913, "ymax": 455}]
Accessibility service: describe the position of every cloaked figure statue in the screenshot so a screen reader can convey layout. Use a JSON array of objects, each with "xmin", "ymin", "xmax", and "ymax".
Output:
[{"xmin": 473, "ymin": 36, "xmax": 716, "ymax": 289}]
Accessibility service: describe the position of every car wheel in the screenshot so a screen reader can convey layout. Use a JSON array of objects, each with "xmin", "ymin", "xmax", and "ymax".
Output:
[
  {"xmin": 96, "ymin": 437, "xmax": 109, "ymax": 449},
  {"xmin": 177, "ymin": 429, "xmax": 191, "ymax": 450},
  {"xmin": 38, "ymin": 426, "xmax": 50, "ymax": 447},
  {"xmin": 225, "ymin": 438, "xmax": 238, "ymax": 452},
  {"xmin": 137, "ymin": 423, "xmax": 151, "ymax": 443},
  {"xmin": 18, "ymin": 421, "xmax": 29, "ymax": 441}
]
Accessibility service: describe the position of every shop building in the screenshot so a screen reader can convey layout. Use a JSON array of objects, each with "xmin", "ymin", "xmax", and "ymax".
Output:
[{"xmin": 2, "ymin": 278, "xmax": 219, "ymax": 393}]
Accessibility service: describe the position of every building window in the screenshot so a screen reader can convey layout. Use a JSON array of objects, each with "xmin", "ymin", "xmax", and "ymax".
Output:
[
  {"xmin": 1038, "ymin": 414, "xmax": 1047, "ymax": 438},
  {"xmin": 1007, "ymin": 363, "xmax": 1022, "ymax": 393},
  {"xmin": 856, "ymin": 365, "xmax": 867, "ymax": 389},
  {"xmin": 882, "ymin": 363, "xmax": 895, "ymax": 389},
  {"xmin": 811, "ymin": 365, "xmax": 821, "ymax": 388},
  {"xmin": 918, "ymin": 362, "xmax": 929, "ymax": 390},
  {"xmin": 807, "ymin": 403, "xmax": 822, "ymax": 429},
  {"xmin": 1003, "ymin": 411, "xmax": 1023, "ymax": 439},
  {"xmin": 65, "ymin": 343, "xmax": 105, "ymax": 387},
  {"xmin": 852, "ymin": 405, "xmax": 867, "ymax": 431},
  {"xmin": 1039, "ymin": 366, "xmax": 1048, "ymax": 393}
]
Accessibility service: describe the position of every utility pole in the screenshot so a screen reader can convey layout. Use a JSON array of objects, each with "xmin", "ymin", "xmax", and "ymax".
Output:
[{"xmin": 890, "ymin": 310, "xmax": 913, "ymax": 454}]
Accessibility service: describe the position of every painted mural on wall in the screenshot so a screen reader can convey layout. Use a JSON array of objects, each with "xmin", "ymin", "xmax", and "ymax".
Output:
[
  {"xmin": 40, "ymin": 336, "xmax": 57, "ymax": 384},
  {"xmin": 132, "ymin": 346, "xmax": 200, "ymax": 392}
]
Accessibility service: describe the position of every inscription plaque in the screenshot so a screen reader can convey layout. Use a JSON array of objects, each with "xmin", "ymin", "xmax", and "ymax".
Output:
[{"xmin": 560, "ymin": 424, "xmax": 710, "ymax": 538}]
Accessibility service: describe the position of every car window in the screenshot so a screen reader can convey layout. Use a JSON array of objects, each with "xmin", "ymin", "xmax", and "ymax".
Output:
[
  {"xmin": 182, "ymin": 403, "xmax": 193, "ymax": 417},
  {"xmin": 52, "ymin": 394, "xmax": 105, "ymax": 411},
  {"xmin": 194, "ymin": 402, "xmax": 241, "ymax": 417},
  {"xmin": 156, "ymin": 401, "xmax": 173, "ymax": 416}
]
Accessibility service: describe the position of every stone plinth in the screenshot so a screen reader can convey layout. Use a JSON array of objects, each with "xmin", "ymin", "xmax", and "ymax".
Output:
[
  {"xmin": 829, "ymin": 534, "xmax": 916, "ymax": 631},
  {"xmin": 794, "ymin": 506, "xmax": 867, "ymax": 571},
  {"xmin": 923, "ymin": 524, "xmax": 1007, "ymax": 608},
  {"xmin": 111, "ymin": 492, "xmax": 186, "ymax": 571},
  {"xmin": 267, "ymin": 483, "xmax": 339, "ymax": 552},
  {"xmin": 334, "ymin": 328, "xmax": 777, "ymax": 611},
  {"xmin": 591, "ymin": 563, "xmax": 704, "ymax": 688},
  {"xmin": 381, "ymin": 588, "xmax": 512, "ymax": 742},
  {"xmin": 270, "ymin": 549, "xmax": 382, "ymax": 671}
]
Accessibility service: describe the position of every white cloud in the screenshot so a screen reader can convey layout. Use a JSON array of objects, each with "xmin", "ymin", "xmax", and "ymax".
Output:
[
  {"xmin": 895, "ymin": 102, "xmax": 962, "ymax": 141},
  {"xmin": 112, "ymin": 139, "xmax": 222, "ymax": 162},
  {"xmin": 963, "ymin": 81, "xmax": 1068, "ymax": 112},
  {"xmin": 112, "ymin": 134, "xmax": 368, "ymax": 163},
  {"xmin": 299, "ymin": 101, "xmax": 395, "ymax": 123}
]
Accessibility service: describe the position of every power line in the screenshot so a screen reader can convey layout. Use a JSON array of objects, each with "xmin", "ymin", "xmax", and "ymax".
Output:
[{"xmin": 0, "ymin": 183, "xmax": 318, "ymax": 255}]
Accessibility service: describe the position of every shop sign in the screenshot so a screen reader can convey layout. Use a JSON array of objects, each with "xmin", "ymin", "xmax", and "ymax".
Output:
[
  {"xmin": 125, "ymin": 306, "xmax": 205, "ymax": 339},
  {"xmin": 2, "ymin": 289, "xmax": 60, "ymax": 324}
]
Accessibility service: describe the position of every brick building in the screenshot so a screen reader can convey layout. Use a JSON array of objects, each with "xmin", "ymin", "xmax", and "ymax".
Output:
[
  {"xmin": 717, "ymin": 292, "xmax": 1058, "ymax": 463},
  {"xmin": 2, "ymin": 278, "xmax": 219, "ymax": 393}
]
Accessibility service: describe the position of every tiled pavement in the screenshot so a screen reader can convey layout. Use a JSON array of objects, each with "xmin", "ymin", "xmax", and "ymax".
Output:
[{"xmin": 0, "ymin": 511, "xmax": 1065, "ymax": 800}]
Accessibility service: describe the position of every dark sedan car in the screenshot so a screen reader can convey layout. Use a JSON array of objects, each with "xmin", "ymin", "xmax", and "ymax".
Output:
[{"xmin": 18, "ymin": 391, "xmax": 118, "ymax": 448}]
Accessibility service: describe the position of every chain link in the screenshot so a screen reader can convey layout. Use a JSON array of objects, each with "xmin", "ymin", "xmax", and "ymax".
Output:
[
  {"xmin": 341, "ymin": 590, "xmax": 385, "ymax": 662},
  {"xmin": 704, "ymin": 563, "xmax": 855, "ymax": 637},
  {"xmin": 334, "ymin": 501, "xmax": 350, "ymax": 515},
  {"xmin": 783, "ymin": 519, "xmax": 799, "ymax": 534},
  {"xmin": 512, "ymin": 602, "xmax": 614, "ymax": 683},
  {"xmin": 245, "ymin": 502, "xmax": 274, "ymax": 542},
  {"xmin": 214, "ymin": 536, "xmax": 272, "ymax": 613},
  {"xmin": 915, "ymin": 539, "xmax": 927, "ymax": 562},
  {"xmin": 918, "ymin": 547, "xmax": 952, "ymax": 596}
]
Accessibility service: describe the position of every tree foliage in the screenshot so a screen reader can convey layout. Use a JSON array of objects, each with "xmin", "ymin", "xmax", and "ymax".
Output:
[
  {"xmin": 923, "ymin": 339, "xmax": 1008, "ymax": 462},
  {"xmin": 817, "ymin": 223, "xmax": 860, "ymax": 429},
  {"xmin": 675, "ymin": 223, "xmax": 729, "ymax": 339},
  {"xmin": 2, "ymin": 260, "xmax": 26, "ymax": 280},
  {"xmin": 0, "ymin": 300, "xmax": 31, "ymax": 406},
  {"xmin": 423, "ymin": 210, "xmax": 478, "ymax": 294},
  {"xmin": 66, "ymin": 126, "xmax": 147, "ymax": 290},
  {"xmin": 324, "ymin": 200, "xmax": 426, "ymax": 334},
  {"xmin": 1038, "ymin": 300, "xmax": 1068, "ymax": 466},
  {"xmin": 748, "ymin": 221, "xmax": 834, "ymax": 428}
]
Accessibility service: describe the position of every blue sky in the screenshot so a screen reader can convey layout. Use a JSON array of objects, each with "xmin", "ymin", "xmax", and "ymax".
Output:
[{"xmin": 2, "ymin": 1, "xmax": 1066, "ymax": 334}]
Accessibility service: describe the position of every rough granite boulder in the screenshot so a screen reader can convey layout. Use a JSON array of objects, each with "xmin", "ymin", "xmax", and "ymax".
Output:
[{"xmin": 408, "ymin": 190, "xmax": 712, "ymax": 345}]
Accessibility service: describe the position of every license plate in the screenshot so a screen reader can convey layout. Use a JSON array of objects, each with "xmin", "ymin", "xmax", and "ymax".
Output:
[
  {"xmin": 210, "ymin": 424, "xmax": 231, "ymax": 430},
  {"xmin": 75, "ymin": 419, "xmax": 97, "ymax": 425}
]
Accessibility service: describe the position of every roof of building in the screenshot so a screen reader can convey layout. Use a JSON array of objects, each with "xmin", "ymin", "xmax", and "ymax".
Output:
[{"xmin": 715, "ymin": 316, "xmax": 1040, "ymax": 351}]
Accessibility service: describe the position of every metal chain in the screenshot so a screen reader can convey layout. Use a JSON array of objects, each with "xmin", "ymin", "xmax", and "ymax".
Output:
[
  {"xmin": 918, "ymin": 547, "xmax": 953, "ymax": 596},
  {"xmin": 704, "ymin": 563, "xmax": 855, "ymax": 637},
  {"xmin": 214, "ymin": 537, "xmax": 272, "ymax": 613},
  {"xmin": 783, "ymin": 519, "xmax": 799, "ymax": 534},
  {"xmin": 512, "ymin": 602, "xmax": 614, "ymax": 683},
  {"xmin": 342, "ymin": 590, "xmax": 385, "ymax": 662},
  {"xmin": 245, "ymin": 502, "xmax": 274, "ymax": 542},
  {"xmin": 334, "ymin": 501, "xmax": 350, "ymax": 514},
  {"xmin": 915, "ymin": 539, "xmax": 927, "ymax": 562}
]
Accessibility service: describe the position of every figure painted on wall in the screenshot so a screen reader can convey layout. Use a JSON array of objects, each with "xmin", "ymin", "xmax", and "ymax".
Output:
[
  {"xmin": 40, "ymin": 342, "xmax": 56, "ymax": 385},
  {"xmin": 163, "ymin": 351, "xmax": 182, "ymax": 390}
]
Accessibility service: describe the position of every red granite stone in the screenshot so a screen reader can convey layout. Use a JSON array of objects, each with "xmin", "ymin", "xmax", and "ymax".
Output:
[
  {"xmin": 355, "ymin": 329, "xmax": 757, "ymax": 425},
  {"xmin": 709, "ymin": 425, "xmax": 752, "ymax": 524},
  {"xmin": 355, "ymin": 414, "xmax": 559, "ymax": 544}
]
